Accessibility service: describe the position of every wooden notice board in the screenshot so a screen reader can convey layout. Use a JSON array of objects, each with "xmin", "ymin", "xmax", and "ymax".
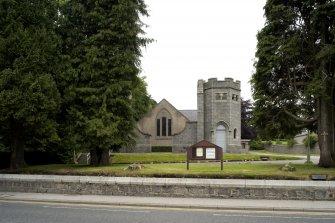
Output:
[{"xmin": 186, "ymin": 140, "xmax": 223, "ymax": 170}]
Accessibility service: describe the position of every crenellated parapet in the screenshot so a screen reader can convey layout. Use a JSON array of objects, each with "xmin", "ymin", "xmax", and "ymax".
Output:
[{"xmin": 203, "ymin": 77, "xmax": 241, "ymax": 91}]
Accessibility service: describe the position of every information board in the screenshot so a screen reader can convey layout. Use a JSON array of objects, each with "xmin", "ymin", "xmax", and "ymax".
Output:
[{"xmin": 187, "ymin": 140, "xmax": 223, "ymax": 170}]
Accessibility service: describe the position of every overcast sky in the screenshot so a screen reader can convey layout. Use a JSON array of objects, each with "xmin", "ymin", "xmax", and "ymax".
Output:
[{"xmin": 140, "ymin": 0, "xmax": 267, "ymax": 109}]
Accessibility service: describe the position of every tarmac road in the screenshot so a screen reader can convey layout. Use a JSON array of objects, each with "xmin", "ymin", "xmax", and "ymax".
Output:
[{"xmin": 1, "ymin": 200, "xmax": 335, "ymax": 223}]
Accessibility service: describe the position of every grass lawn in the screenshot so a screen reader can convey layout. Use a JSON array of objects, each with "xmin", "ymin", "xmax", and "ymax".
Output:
[
  {"xmin": 2, "ymin": 153, "xmax": 331, "ymax": 180},
  {"xmin": 2, "ymin": 162, "xmax": 335, "ymax": 180},
  {"xmin": 111, "ymin": 153, "xmax": 299, "ymax": 164}
]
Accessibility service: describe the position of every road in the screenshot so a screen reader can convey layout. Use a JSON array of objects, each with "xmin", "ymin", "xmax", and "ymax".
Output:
[{"xmin": 1, "ymin": 201, "xmax": 335, "ymax": 223}]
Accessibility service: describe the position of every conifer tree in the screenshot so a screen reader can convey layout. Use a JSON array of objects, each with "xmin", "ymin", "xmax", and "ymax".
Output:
[
  {"xmin": 0, "ymin": 0, "xmax": 61, "ymax": 168},
  {"xmin": 59, "ymin": 0, "xmax": 151, "ymax": 165}
]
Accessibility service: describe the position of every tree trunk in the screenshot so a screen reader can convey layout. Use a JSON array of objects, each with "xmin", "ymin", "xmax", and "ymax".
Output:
[
  {"xmin": 317, "ymin": 97, "xmax": 335, "ymax": 167},
  {"xmin": 10, "ymin": 117, "xmax": 25, "ymax": 169},
  {"xmin": 90, "ymin": 149, "xmax": 99, "ymax": 166},
  {"xmin": 99, "ymin": 148, "xmax": 111, "ymax": 166},
  {"xmin": 317, "ymin": 3, "xmax": 335, "ymax": 167}
]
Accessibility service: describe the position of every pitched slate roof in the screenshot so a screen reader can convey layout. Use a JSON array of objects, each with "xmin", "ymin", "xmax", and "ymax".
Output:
[{"xmin": 179, "ymin": 110, "xmax": 197, "ymax": 122}]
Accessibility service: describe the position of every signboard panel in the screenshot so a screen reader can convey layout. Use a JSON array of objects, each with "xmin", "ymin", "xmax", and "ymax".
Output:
[
  {"xmin": 196, "ymin": 148, "xmax": 203, "ymax": 157},
  {"xmin": 206, "ymin": 148, "xmax": 216, "ymax": 159}
]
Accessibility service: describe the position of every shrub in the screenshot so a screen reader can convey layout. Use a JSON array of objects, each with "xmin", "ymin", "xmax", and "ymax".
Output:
[
  {"xmin": 250, "ymin": 140, "xmax": 265, "ymax": 150},
  {"xmin": 303, "ymin": 134, "xmax": 318, "ymax": 148},
  {"xmin": 275, "ymin": 139, "xmax": 283, "ymax": 145},
  {"xmin": 287, "ymin": 138, "xmax": 297, "ymax": 148},
  {"xmin": 151, "ymin": 146, "xmax": 172, "ymax": 152}
]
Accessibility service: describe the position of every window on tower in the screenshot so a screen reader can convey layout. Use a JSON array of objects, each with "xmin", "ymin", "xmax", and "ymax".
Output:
[
  {"xmin": 232, "ymin": 94, "xmax": 239, "ymax": 101},
  {"xmin": 215, "ymin": 93, "xmax": 227, "ymax": 100}
]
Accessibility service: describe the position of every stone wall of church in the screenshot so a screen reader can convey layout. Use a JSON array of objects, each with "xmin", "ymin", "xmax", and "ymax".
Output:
[
  {"xmin": 172, "ymin": 122, "xmax": 197, "ymax": 153},
  {"xmin": 121, "ymin": 128, "xmax": 151, "ymax": 153},
  {"xmin": 228, "ymin": 87, "xmax": 241, "ymax": 148},
  {"xmin": 197, "ymin": 80, "xmax": 205, "ymax": 142}
]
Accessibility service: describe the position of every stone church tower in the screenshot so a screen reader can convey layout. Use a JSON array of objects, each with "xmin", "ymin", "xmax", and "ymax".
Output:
[{"xmin": 197, "ymin": 78, "xmax": 241, "ymax": 152}]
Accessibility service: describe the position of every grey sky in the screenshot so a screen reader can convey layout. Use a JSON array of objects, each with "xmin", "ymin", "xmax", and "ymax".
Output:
[{"xmin": 140, "ymin": 0, "xmax": 266, "ymax": 109}]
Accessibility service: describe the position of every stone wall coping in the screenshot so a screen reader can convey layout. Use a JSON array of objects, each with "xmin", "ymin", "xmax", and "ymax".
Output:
[{"xmin": 1, "ymin": 174, "xmax": 334, "ymax": 189}]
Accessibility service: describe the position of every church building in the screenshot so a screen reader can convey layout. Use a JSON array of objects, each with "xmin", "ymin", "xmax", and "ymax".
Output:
[{"xmin": 128, "ymin": 77, "xmax": 242, "ymax": 153}]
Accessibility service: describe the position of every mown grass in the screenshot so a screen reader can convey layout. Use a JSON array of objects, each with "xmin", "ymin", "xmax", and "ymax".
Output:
[
  {"xmin": 111, "ymin": 153, "xmax": 299, "ymax": 164},
  {"xmin": 2, "ymin": 162, "xmax": 335, "ymax": 180}
]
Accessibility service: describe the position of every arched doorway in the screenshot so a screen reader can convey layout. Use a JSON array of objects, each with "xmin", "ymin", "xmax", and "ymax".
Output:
[{"xmin": 215, "ymin": 125, "xmax": 227, "ymax": 152}]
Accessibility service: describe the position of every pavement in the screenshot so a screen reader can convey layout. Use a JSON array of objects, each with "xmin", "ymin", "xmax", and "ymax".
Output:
[{"xmin": 1, "ymin": 192, "xmax": 335, "ymax": 213}]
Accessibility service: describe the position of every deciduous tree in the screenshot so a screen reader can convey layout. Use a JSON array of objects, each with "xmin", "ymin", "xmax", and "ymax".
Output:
[{"xmin": 252, "ymin": 0, "xmax": 335, "ymax": 167}]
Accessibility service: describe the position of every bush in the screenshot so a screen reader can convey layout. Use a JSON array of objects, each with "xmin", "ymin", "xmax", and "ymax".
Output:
[
  {"xmin": 275, "ymin": 139, "xmax": 283, "ymax": 145},
  {"xmin": 303, "ymin": 134, "xmax": 318, "ymax": 148},
  {"xmin": 250, "ymin": 140, "xmax": 265, "ymax": 150},
  {"xmin": 287, "ymin": 138, "xmax": 297, "ymax": 148},
  {"xmin": 151, "ymin": 146, "xmax": 172, "ymax": 152}
]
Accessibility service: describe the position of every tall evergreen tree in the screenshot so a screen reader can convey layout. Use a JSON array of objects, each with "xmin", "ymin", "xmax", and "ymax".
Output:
[
  {"xmin": 0, "ymin": 0, "xmax": 61, "ymax": 168},
  {"xmin": 252, "ymin": 0, "xmax": 335, "ymax": 167},
  {"xmin": 59, "ymin": 0, "xmax": 151, "ymax": 166},
  {"xmin": 241, "ymin": 99, "xmax": 257, "ymax": 140}
]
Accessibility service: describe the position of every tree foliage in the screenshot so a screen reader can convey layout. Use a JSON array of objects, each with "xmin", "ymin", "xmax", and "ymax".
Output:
[
  {"xmin": 131, "ymin": 76, "xmax": 156, "ymax": 122},
  {"xmin": 241, "ymin": 98, "xmax": 257, "ymax": 139},
  {"xmin": 303, "ymin": 133, "xmax": 318, "ymax": 148},
  {"xmin": 0, "ymin": 0, "xmax": 61, "ymax": 168},
  {"xmin": 0, "ymin": 0, "xmax": 153, "ymax": 168},
  {"xmin": 252, "ymin": 0, "xmax": 335, "ymax": 167}
]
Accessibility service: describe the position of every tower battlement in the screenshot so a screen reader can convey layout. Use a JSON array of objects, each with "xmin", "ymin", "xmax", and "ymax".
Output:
[{"xmin": 203, "ymin": 77, "xmax": 241, "ymax": 91}]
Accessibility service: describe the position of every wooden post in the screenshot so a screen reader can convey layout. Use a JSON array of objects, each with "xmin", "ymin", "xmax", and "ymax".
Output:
[
  {"xmin": 186, "ymin": 149, "xmax": 189, "ymax": 170},
  {"xmin": 307, "ymin": 129, "xmax": 311, "ymax": 163}
]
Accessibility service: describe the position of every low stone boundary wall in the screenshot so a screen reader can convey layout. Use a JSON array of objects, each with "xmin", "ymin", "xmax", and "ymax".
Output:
[{"xmin": 0, "ymin": 174, "xmax": 334, "ymax": 201}]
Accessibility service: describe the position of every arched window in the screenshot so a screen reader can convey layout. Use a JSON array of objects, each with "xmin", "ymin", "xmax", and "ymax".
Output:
[
  {"xmin": 234, "ymin": 128, "xmax": 237, "ymax": 139},
  {"xmin": 156, "ymin": 110, "xmax": 172, "ymax": 137}
]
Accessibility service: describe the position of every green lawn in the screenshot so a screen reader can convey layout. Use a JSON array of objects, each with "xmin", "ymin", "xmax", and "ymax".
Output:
[
  {"xmin": 2, "ymin": 153, "xmax": 331, "ymax": 180},
  {"xmin": 111, "ymin": 153, "xmax": 299, "ymax": 164},
  {"xmin": 3, "ymin": 162, "xmax": 335, "ymax": 180}
]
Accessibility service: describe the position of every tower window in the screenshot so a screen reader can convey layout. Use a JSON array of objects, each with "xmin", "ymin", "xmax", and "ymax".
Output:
[
  {"xmin": 232, "ymin": 94, "xmax": 239, "ymax": 101},
  {"xmin": 216, "ymin": 93, "xmax": 227, "ymax": 100},
  {"xmin": 234, "ymin": 128, "xmax": 237, "ymax": 139}
]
